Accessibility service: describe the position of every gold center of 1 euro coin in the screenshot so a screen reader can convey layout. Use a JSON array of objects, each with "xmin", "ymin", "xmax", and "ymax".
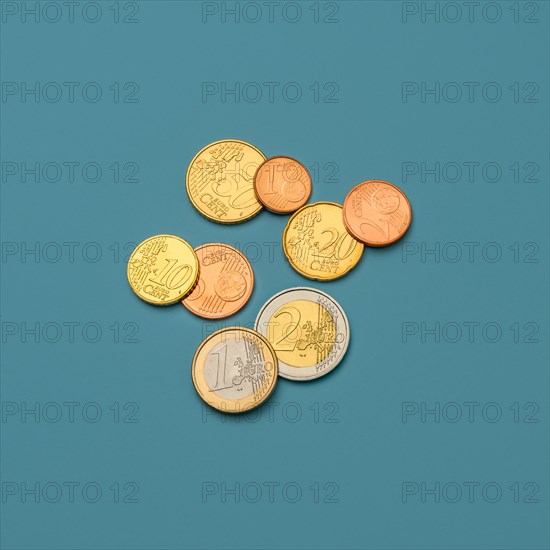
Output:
[
  {"xmin": 182, "ymin": 243, "xmax": 254, "ymax": 319},
  {"xmin": 127, "ymin": 235, "xmax": 199, "ymax": 305},
  {"xmin": 192, "ymin": 327, "xmax": 279, "ymax": 413},
  {"xmin": 186, "ymin": 139, "xmax": 266, "ymax": 223},
  {"xmin": 283, "ymin": 202, "xmax": 364, "ymax": 280}
]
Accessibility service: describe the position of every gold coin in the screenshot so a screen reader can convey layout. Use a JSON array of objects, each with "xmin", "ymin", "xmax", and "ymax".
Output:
[
  {"xmin": 282, "ymin": 202, "xmax": 364, "ymax": 280},
  {"xmin": 127, "ymin": 235, "xmax": 199, "ymax": 305},
  {"xmin": 186, "ymin": 139, "xmax": 266, "ymax": 223},
  {"xmin": 192, "ymin": 327, "xmax": 279, "ymax": 413}
]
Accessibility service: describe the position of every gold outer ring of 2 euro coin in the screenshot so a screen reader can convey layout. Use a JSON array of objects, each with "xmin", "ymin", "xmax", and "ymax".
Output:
[
  {"xmin": 186, "ymin": 139, "xmax": 266, "ymax": 224},
  {"xmin": 127, "ymin": 234, "xmax": 199, "ymax": 305},
  {"xmin": 282, "ymin": 201, "xmax": 364, "ymax": 281},
  {"xmin": 192, "ymin": 327, "xmax": 279, "ymax": 414}
]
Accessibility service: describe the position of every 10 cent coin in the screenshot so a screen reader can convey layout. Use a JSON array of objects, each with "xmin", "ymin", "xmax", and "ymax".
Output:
[{"xmin": 127, "ymin": 235, "xmax": 199, "ymax": 305}]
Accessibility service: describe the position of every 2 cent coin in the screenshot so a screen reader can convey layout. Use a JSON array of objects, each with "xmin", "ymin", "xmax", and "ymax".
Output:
[{"xmin": 343, "ymin": 180, "xmax": 412, "ymax": 247}]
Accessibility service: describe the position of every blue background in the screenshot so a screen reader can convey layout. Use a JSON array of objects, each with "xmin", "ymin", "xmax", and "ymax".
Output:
[{"xmin": 1, "ymin": 1, "xmax": 548, "ymax": 549}]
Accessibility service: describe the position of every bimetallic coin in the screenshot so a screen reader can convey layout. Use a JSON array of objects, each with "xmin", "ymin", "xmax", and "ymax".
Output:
[
  {"xmin": 192, "ymin": 327, "xmax": 279, "ymax": 413},
  {"xmin": 282, "ymin": 202, "xmax": 364, "ymax": 280},
  {"xmin": 255, "ymin": 287, "xmax": 349, "ymax": 381},
  {"xmin": 182, "ymin": 243, "xmax": 254, "ymax": 319},
  {"xmin": 127, "ymin": 235, "xmax": 199, "ymax": 305},
  {"xmin": 254, "ymin": 156, "xmax": 312, "ymax": 213},
  {"xmin": 343, "ymin": 180, "xmax": 412, "ymax": 247},
  {"xmin": 186, "ymin": 139, "xmax": 266, "ymax": 223}
]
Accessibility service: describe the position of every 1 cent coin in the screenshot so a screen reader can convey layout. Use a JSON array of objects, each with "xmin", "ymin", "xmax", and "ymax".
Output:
[
  {"xmin": 254, "ymin": 156, "xmax": 312, "ymax": 213},
  {"xmin": 127, "ymin": 235, "xmax": 199, "ymax": 305},
  {"xmin": 186, "ymin": 139, "xmax": 266, "ymax": 223},
  {"xmin": 192, "ymin": 327, "xmax": 279, "ymax": 413},
  {"xmin": 343, "ymin": 180, "xmax": 412, "ymax": 247},
  {"xmin": 182, "ymin": 243, "xmax": 254, "ymax": 319}
]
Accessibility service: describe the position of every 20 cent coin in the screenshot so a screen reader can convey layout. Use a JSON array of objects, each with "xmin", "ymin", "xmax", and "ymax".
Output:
[{"xmin": 282, "ymin": 202, "xmax": 363, "ymax": 280}]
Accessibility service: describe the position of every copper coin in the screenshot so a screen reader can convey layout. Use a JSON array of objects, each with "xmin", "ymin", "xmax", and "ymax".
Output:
[
  {"xmin": 182, "ymin": 243, "xmax": 254, "ymax": 319},
  {"xmin": 343, "ymin": 180, "xmax": 412, "ymax": 247},
  {"xmin": 254, "ymin": 156, "xmax": 312, "ymax": 214}
]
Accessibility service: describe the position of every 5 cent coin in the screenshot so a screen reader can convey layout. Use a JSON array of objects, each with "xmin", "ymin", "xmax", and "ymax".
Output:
[
  {"xmin": 255, "ymin": 287, "xmax": 350, "ymax": 381},
  {"xmin": 127, "ymin": 235, "xmax": 199, "ymax": 305},
  {"xmin": 343, "ymin": 180, "xmax": 412, "ymax": 247},
  {"xmin": 192, "ymin": 327, "xmax": 279, "ymax": 413},
  {"xmin": 186, "ymin": 139, "xmax": 266, "ymax": 223},
  {"xmin": 182, "ymin": 243, "xmax": 254, "ymax": 319}
]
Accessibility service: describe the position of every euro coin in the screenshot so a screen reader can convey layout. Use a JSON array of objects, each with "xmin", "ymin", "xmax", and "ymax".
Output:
[
  {"xmin": 182, "ymin": 243, "xmax": 254, "ymax": 319},
  {"xmin": 254, "ymin": 156, "xmax": 312, "ymax": 213},
  {"xmin": 255, "ymin": 287, "xmax": 349, "ymax": 381},
  {"xmin": 282, "ymin": 201, "xmax": 363, "ymax": 280},
  {"xmin": 127, "ymin": 235, "xmax": 199, "ymax": 305},
  {"xmin": 186, "ymin": 139, "xmax": 266, "ymax": 223},
  {"xmin": 192, "ymin": 327, "xmax": 278, "ymax": 413},
  {"xmin": 343, "ymin": 180, "xmax": 412, "ymax": 246}
]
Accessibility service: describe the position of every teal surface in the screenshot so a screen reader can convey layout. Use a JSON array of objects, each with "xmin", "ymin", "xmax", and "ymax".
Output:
[{"xmin": 1, "ymin": 1, "xmax": 548, "ymax": 549}]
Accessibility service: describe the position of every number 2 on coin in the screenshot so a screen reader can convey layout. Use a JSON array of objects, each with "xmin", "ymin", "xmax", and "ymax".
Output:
[
  {"xmin": 272, "ymin": 306, "xmax": 301, "ymax": 351},
  {"xmin": 319, "ymin": 228, "xmax": 357, "ymax": 259},
  {"xmin": 359, "ymin": 219, "xmax": 390, "ymax": 239}
]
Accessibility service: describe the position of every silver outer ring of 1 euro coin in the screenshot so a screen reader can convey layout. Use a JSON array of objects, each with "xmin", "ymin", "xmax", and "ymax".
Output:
[{"xmin": 254, "ymin": 287, "xmax": 350, "ymax": 381}]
